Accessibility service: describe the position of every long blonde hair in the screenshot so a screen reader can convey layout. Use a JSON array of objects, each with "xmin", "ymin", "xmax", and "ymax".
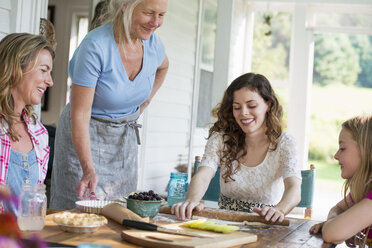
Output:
[
  {"xmin": 342, "ymin": 115, "xmax": 372, "ymax": 204},
  {"xmin": 105, "ymin": 0, "xmax": 143, "ymax": 46},
  {"xmin": 0, "ymin": 33, "xmax": 55, "ymax": 141},
  {"xmin": 342, "ymin": 115, "xmax": 372, "ymax": 246}
]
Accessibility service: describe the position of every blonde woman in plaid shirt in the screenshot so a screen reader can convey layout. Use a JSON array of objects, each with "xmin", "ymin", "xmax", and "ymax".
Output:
[{"xmin": 0, "ymin": 33, "xmax": 54, "ymax": 213}]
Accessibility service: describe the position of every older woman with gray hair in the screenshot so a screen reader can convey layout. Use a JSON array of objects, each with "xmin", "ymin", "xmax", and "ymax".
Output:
[{"xmin": 50, "ymin": 0, "xmax": 169, "ymax": 209}]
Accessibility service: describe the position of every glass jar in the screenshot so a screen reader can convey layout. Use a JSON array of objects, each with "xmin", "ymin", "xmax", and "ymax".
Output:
[
  {"xmin": 167, "ymin": 172, "xmax": 188, "ymax": 207},
  {"xmin": 17, "ymin": 184, "xmax": 47, "ymax": 231}
]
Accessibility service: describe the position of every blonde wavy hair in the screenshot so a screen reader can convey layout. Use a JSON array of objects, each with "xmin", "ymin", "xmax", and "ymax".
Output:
[
  {"xmin": 341, "ymin": 115, "xmax": 372, "ymax": 246},
  {"xmin": 105, "ymin": 0, "xmax": 143, "ymax": 46},
  {"xmin": 0, "ymin": 33, "xmax": 55, "ymax": 141},
  {"xmin": 209, "ymin": 73, "xmax": 283, "ymax": 183}
]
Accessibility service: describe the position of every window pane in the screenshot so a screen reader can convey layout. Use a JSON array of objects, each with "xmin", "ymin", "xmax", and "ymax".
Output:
[
  {"xmin": 251, "ymin": 11, "xmax": 292, "ymax": 129},
  {"xmin": 197, "ymin": 69, "xmax": 214, "ymax": 128},
  {"xmin": 201, "ymin": 0, "xmax": 218, "ymax": 68},
  {"xmin": 197, "ymin": 0, "xmax": 218, "ymax": 128},
  {"xmin": 315, "ymin": 13, "xmax": 372, "ymax": 29}
]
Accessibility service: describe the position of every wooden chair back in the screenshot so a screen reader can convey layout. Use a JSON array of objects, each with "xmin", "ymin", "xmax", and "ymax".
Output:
[{"xmin": 298, "ymin": 164, "xmax": 316, "ymax": 219}]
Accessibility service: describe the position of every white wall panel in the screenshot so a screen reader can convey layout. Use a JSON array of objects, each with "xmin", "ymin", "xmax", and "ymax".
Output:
[
  {"xmin": 0, "ymin": 9, "xmax": 9, "ymax": 33},
  {"xmin": 146, "ymin": 146, "xmax": 187, "ymax": 167},
  {"xmin": 0, "ymin": 0, "xmax": 11, "ymax": 9},
  {"xmin": 0, "ymin": 0, "xmax": 11, "ymax": 35},
  {"xmin": 153, "ymin": 87, "xmax": 192, "ymax": 105},
  {"xmin": 146, "ymin": 133, "xmax": 189, "ymax": 148},
  {"xmin": 147, "ymin": 116, "xmax": 190, "ymax": 133},
  {"xmin": 140, "ymin": 0, "xmax": 200, "ymax": 193},
  {"xmin": 150, "ymin": 101, "xmax": 190, "ymax": 118}
]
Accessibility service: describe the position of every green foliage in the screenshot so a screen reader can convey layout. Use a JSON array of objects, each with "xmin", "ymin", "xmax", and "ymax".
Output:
[
  {"xmin": 313, "ymin": 34, "xmax": 361, "ymax": 86},
  {"xmin": 350, "ymin": 35, "xmax": 372, "ymax": 88},
  {"xmin": 308, "ymin": 118, "xmax": 339, "ymax": 162},
  {"xmin": 308, "ymin": 85, "xmax": 372, "ymax": 165},
  {"xmin": 252, "ymin": 12, "xmax": 291, "ymax": 80},
  {"xmin": 309, "ymin": 160, "xmax": 344, "ymax": 184}
]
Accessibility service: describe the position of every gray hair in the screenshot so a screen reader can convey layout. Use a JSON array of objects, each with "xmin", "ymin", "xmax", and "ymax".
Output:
[{"xmin": 106, "ymin": 0, "xmax": 143, "ymax": 46}]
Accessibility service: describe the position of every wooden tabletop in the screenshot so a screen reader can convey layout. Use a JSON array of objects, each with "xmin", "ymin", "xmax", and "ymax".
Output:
[
  {"xmin": 23, "ymin": 213, "xmax": 335, "ymax": 248},
  {"xmin": 237, "ymin": 218, "xmax": 333, "ymax": 248}
]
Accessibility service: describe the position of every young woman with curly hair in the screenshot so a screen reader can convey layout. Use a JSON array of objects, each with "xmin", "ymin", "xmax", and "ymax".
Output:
[{"xmin": 172, "ymin": 73, "xmax": 302, "ymax": 222}]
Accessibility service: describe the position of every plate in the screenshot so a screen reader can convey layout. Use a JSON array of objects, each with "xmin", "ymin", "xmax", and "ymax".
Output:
[
  {"xmin": 55, "ymin": 223, "xmax": 103, "ymax": 233},
  {"xmin": 75, "ymin": 200, "xmax": 115, "ymax": 214}
]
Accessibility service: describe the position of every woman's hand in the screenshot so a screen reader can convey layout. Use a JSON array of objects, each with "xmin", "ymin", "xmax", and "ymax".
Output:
[
  {"xmin": 253, "ymin": 206, "xmax": 285, "ymax": 222},
  {"xmin": 309, "ymin": 222, "xmax": 325, "ymax": 234},
  {"xmin": 171, "ymin": 200, "xmax": 205, "ymax": 221},
  {"xmin": 77, "ymin": 168, "xmax": 98, "ymax": 200},
  {"xmin": 139, "ymin": 100, "xmax": 150, "ymax": 114}
]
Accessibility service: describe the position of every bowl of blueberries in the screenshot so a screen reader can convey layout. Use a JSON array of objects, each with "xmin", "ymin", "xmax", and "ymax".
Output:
[{"xmin": 125, "ymin": 190, "xmax": 164, "ymax": 218}]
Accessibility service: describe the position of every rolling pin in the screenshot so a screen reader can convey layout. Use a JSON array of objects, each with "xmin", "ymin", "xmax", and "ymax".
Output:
[
  {"xmin": 159, "ymin": 206, "xmax": 290, "ymax": 226},
  {"xmin": 102, "ymin": 203, "xmax": 150, "ymax": 224}
]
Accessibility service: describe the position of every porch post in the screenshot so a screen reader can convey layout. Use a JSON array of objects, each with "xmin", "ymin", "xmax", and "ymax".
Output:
[
  {"xmin": 287, "ymin": 3, "xmax": 314, "ymax": 168},
  {"xmin": 211, "ymin": 0, "xmax": 235, "ymax": 108}
]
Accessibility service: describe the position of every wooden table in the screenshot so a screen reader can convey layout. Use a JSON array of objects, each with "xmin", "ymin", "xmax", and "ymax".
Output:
[{"xmin": 24, "ymin": 213, "xmax": 335, "ymax": 248}]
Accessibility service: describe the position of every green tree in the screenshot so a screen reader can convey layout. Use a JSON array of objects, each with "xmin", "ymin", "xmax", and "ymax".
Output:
[
  {"xmin": 350, "ymin": 35, "xmax": 372, "ymax": 88},
  {"xmin": 252, "ymin": 12, "xmax": 291, "ymax": 80},
  {"xmin": 313, "ymin": 34, "xmax": 361, "ymax": 86}
]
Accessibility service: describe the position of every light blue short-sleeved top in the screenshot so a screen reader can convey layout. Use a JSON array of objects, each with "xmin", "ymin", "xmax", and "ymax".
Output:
[{"xmin": 69, "ymin": 23, "xmax": 166, "ymax": 118}]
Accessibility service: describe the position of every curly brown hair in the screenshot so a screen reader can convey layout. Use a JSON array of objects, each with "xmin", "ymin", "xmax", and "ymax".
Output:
[
  {"xmin": 209, "ymin": 73, "xmax": 283, "ymax": 182},
  {"xmin": 0, "ymin": 33, "xmax": 55, "ymax": 141}
]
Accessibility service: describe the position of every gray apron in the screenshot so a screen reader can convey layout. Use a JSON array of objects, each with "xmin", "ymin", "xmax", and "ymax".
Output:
[{"xmin": 50, "ymin": 103, "xmax": 141, "ymax": 210}]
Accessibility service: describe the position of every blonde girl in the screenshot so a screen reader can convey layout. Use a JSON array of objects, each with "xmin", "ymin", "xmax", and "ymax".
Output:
[{"xmin": 310, "ymin": 115, "xmax": 372, "ymax": 246}]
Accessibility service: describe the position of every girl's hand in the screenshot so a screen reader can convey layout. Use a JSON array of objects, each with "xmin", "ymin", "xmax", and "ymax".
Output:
[
  {"xmin": 253, "ymin": 206, "xmax": 285, "ymax": 222},
  {"xmin": 309, "ymin": 222, "xmax": 325, "ymax": 234},
  {"xmin": 171, "ymin": 200, "xmax": 205, "ymax": 221},
  {"xmin": 77, "ymin": 169, "xmax": 98, "ymax": 200}
]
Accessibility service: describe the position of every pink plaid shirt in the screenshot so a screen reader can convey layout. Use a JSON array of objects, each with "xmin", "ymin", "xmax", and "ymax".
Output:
[{"xmin": 0, "ymin": 112, "xmax": 50, "ymax": 187}]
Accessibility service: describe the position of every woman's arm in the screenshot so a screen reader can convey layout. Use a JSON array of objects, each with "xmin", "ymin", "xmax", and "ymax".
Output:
[
  {"xmin": 171, "ymin": 166, "xmax": 215, "ymax": 220},
  {"xmin": 254, "ymin": 176, "xmax": 301, "ymax": 222},
  {"xmin": 140, "ymin": 55, "xmax": 169, "ymax": 113},
  {"xmin": 322, "ymin": 198, "xmax": 372, "ymax": 244},
  {"xmin": 275, "ymin": 176, "xmax": 302, "ymax": 214},
  {"xmin": 70, "ymin": 84, "xmax": 98, "ymax": 199}
]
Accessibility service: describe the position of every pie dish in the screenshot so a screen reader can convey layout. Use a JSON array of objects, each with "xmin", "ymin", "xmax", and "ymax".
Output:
[
  {"xmin": 75, "ymin": 200, "xmax": 114, "ymax": 214},
  {"xmin": 53, "ymin": 211, "xmax": 108, "ymax": 233},
  {"xmin": 55, "ymin": 223, "xmax": 103, "ymax": 233}
]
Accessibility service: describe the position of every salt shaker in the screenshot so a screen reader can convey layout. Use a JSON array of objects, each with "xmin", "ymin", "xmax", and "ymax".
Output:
[
  {"xmin": 17, "ymin": 184, "xmax": 47, "ymax": 231},
  {"xmin": 167, "ymin": 172, "xmax": 188, "ymax": 207}
]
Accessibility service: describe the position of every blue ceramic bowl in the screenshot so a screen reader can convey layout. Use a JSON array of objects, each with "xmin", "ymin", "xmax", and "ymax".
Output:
[{"xmin": 125, "ymin": 197, "xmax": 163, "ymax": 218}]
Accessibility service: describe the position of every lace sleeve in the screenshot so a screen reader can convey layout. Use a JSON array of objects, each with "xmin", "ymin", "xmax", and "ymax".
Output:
[
  {"xmin": 199, "ymin": 132, "xmax": 224, "ymax": 172},
  {"xmin": 278, "ymin": 133, "xmax": 301, "ymax": 179}
]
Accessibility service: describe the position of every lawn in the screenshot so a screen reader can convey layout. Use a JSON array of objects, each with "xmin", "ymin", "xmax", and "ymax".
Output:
[
  {"xmin": 309, "ymin": 160, "xmax": 344, "ymax": 184},
  {"xmin": 278, "ymin": 84, "xmax": 372, "ymax": 184}
]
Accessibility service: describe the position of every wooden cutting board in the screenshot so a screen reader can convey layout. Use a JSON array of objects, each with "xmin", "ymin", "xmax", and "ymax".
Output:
[{"xmin": 121, "ymin": 223, "xmax": 257, "ymax": 248}]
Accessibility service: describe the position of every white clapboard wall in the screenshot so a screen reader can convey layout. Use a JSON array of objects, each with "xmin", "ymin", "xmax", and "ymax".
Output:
[
  {"xmin": 0, "ymin": 0, "xmax": 11, "ymax": 39},
  {"xmin": 139, "ymin": 0, "xmax": 200, "ymax": 194}
]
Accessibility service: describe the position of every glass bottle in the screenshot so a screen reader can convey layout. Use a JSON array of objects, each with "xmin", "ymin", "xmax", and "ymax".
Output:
[
  {"xmin": 167, "ymin": 172, "xmax": 188, "ymax": 207},
  {"xmin": 17, "ymin": 184, "xmax": 47, "ymax": 231}
]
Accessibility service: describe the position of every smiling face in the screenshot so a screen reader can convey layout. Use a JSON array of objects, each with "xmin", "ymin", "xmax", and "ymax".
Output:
[
  {"xmin": 334, "ymin": 128, "xmax": 361, "ymax": 179},
  {"xmin": 129, "ymin": 0, "xmax": 167, "ymax": 40},
  {"xmin": 232, "ymin": 87, "xmax": 269, "ymax": 135},
  {"xmin": 11, "ymin": 49, "xmax": 53, "ymax": 112}
]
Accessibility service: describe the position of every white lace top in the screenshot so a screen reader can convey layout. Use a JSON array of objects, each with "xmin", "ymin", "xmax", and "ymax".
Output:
[{"xmin": 200, "ymin": 132, "xmax": 301, "ymax": 205}]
